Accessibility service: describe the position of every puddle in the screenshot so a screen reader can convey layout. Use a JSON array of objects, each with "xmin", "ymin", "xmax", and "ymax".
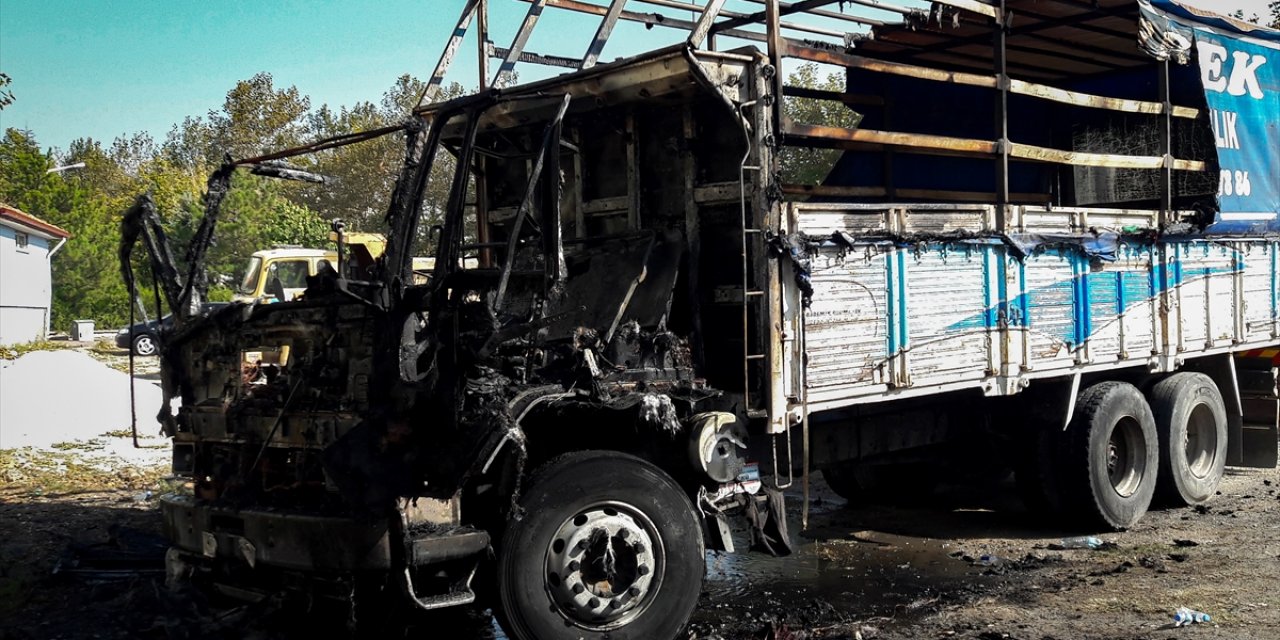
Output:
[{"xmin": 701, "ymin": 526, "xmax": 973, "ymax": 610}]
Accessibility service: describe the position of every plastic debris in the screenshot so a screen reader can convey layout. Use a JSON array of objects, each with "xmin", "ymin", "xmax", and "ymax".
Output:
[
  {"xmin": 1174, "ymin": 607, "xmax": 1211, "ymax": 626},
  {"xmin": 1058, "ymin": 536, "xmax": 1103, "ymax": 550}
]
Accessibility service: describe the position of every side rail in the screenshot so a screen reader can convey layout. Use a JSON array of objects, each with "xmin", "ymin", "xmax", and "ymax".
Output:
[{"xmin": 779, "ymin": 202, "xmax": 1280, "ymax": 413}]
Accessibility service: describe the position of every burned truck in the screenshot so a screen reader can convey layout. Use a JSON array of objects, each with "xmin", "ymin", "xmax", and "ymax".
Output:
[{"xmin": 121, "ymin": 0, "xmax": 1280, "ymax": 638}]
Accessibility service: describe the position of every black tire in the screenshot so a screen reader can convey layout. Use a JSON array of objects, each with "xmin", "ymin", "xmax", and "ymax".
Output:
[
  {"xmin": 1059, "ymin": 381, "xmax": 1158, "ymax": 530},
  {"xmin": 1149, "ymin": 372, "xmax": 1228, "ymax": 506},
  {"xmin": 132, "ymin": 333, "xmax": 158, "ymax": 356},
  {"xmin": 496, "ymin": 451, "xmax": 704, "ymax": 640}
]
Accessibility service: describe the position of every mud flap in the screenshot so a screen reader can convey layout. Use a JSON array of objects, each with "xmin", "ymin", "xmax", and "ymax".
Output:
[
  {"xmin": 703, "ymin": 512, "xmax": 734, "ymax": 553},
  {"xmin": 745, "ymin": 487, "xmax": 793, "ymax": 557}
]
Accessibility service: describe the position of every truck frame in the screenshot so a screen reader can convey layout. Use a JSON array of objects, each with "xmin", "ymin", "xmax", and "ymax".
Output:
[{"xmin": 120, "ymin": 1, "xmax": 1280, "ymax": 638}]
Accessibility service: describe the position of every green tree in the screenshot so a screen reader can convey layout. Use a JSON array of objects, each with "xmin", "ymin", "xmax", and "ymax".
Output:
[
  {"xmin": 0, "ymin": 128, "xmax": 139, "ymax": 329},
  {"xmin": 780, "ymin": 63, "xmax": 862, "ymax": 185},
  {"xmin": 0, "ymin": 73, "xmax": 13, "ymax": 110},
  {"xmin": 163, "ymin": 72, "xmax": 310, "ymax": 172}
]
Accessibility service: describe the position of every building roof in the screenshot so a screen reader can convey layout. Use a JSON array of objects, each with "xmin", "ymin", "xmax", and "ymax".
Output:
[{"xmin": 0, "ymin": 204, "xmax": 71, "ymax": 240}]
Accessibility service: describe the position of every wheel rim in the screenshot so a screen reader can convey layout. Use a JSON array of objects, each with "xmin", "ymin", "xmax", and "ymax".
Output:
[
  {"xmin": 135, "ymin": 336, "xmax": 156, "ymax": 355},
  {"xmin": 544, "ymin": 501, "xmax": 664, "ymax": 630},
  {"xmin": 1107, "ymin": 416, "xmax": 1147, "ymax": 498},
  {"xmin": 1183, "ymin": 404, "xmax": 1218, "ymax": 479}
]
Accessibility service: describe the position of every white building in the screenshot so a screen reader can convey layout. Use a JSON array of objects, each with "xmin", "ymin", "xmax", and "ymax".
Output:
[{"xmin": 0, "ymin": 204, "xmax": 70, "ymax": 346}]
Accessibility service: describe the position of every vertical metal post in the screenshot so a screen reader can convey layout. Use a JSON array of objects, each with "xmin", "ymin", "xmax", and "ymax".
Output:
[
  {"xmin": 542, "ymin": 103, "xmax": 567, "ymax": 291},
  {"xmin": 993, "ymin": 2, "xmax": 1009, "ymax": 231},
  {"xmin": 477, "ymin": 0, "xmax": 490, "ymax": 90},
  {"xmin": 765, "ymin": 0, "xmax": 784, "ymax": 138},
  {"xmin": 475, "ymin": 0, "xmax": 492, "ymax": 266},
  {"xmin": 626, "ymin": 112, "xmax": 640, "ymax": 230},
  {"xmin": 1159, "ymin": 59, "xmax": 1174, "ymax": 227}
]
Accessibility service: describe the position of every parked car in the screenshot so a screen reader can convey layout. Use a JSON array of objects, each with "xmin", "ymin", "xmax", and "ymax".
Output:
[{"xmin": 115, "ymin": 303, "xmax": 229, "ymax": 356}]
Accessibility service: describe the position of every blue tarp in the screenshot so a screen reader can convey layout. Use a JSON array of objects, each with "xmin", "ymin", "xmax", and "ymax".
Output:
[{"xmin": 1142, "ymin": 0, "xmax": 1280, "ymax": 233}]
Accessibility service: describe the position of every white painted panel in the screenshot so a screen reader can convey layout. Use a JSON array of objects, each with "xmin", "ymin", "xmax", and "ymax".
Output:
[
  {"xmin": 905, "ymin": 247, "xmax": 989, "ymax": 384},
  {"xmin": 804, "ymin": 246, "xmax": 889, "ymax": 389}
]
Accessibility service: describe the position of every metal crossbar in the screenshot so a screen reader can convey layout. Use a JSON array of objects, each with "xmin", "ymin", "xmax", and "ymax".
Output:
[{"xmin": 414, "ymin": 0, "xmax": 984, "ymax": 104}]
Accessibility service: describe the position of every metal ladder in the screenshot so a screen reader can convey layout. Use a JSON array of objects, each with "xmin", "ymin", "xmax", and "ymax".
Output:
[{"xmin": 736, "ymin": 96, "xmax": 794, "ymax": 491}]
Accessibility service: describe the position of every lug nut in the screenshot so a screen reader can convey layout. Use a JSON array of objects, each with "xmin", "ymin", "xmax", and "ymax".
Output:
[
  {"xmin": 568, "ymin": 560, "xmax": 580, "ymax": 571},
  {"xmin": 617, "ymin": 529, "xmax": 629, "ymax": 539},
  {"xmin": 628, "ymin": 586, "xmax": 641, "ymax": 597},
  {"xmin": 637, "ymin": 565, "xmax": 650, "ymax": 576},
  {"xmin": 572, "ymin": 583, "xmax": 585, "ymax": 594},
  {"xmin": 609, "ymin": 599, "xmax": 622, "ymax": 609},
  {"xmin": 588, "ymin": 597, "xmax": 600, "ymax": 608},
  {"xmin": 632, "ymin": 543, "xmax": 645, "ymax": 554}
]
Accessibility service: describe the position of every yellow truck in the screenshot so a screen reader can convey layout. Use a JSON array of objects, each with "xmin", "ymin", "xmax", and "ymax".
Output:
[{"xmin": 232, "ymin": 232, "xmax": 435, "ymax": 303}]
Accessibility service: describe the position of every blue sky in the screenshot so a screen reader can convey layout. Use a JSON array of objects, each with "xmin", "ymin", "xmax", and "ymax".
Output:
[{"xmin": 0, "ymin": 0, "xmax": 1270, "ymax": 153}]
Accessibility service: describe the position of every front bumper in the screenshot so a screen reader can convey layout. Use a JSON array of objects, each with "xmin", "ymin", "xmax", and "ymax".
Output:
[
  {"xmin": 160, "ymin": 494, "xmax": 491, "ymax": 573},
  {"xmin": 161, "ymin": 494, "xmax": 396, "ymax": 572}
]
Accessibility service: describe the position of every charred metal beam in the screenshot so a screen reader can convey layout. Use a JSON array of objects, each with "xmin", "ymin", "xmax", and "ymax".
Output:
[
  {"xmin": 494, "ymin": 0, "xmax": 549, "ymax": 86},
  {"xmin": 892, "ymin": 5, "xmax": 1147, "ymax": 65},
  {"xmin": 477, "ymin": 0, "xmax": 491, "ymax": 90},
  {"xmin": 489, "ymin": 44, "xmax": 582, "ymax": 69},
  {"xmin": 383, "ymin": 119, "xmax": 441, "ymax": 295},
  {"xmin": 1159, "ymin": 59, "xmax": 1172, "ymax": 226},
  {"xmin": 541, "ymin": 95, "xmax": 570, "ymax": 293},
  {"xmin": 176, "ymin": 163, "xmax": 234, "ymax": 317},
  {"xmin": 233, "ymin": 123, "xmax": 405, "ymax": 166},
  {"xmin": 434, "ymin": 110, "xmax": 485, "ymax": 287},
  {"xmin": 119, "ymin": 194, "xmax": 184, "ymax": 316},
  {"xmin": 993, "ymin": 0, "xmax": 1009, "ymax": 229},
  {"xmin": 687, "ymin": 0, "xmax": 728, "ymax": 48},
  {"xmin": 419, "ymin": 0, "xmax": 481, "ymax": 107},
  {"xmin": 495, "ymin": 94, "xmax": 573, "ymax": 308},
  {"xmin": 645, "ymin": 0, "xmax": 858, "ymax": 41},
  {"xmin": 743, "ymin": 0, "xmax": 908, "ymax": 16},
  {"xmin": 248, "ymin": 161, "xmax": 327, "ymax": 184},
  {"xmin": 713, "ymin": 0, "xmax": 842, "ymax": 32},
  {"xmin": 581, "ymin": 0, "xmax": 628, "ymax": 69},
  {"xmin": 520, "ymin": 0, "xmax": 768, "ymax": 45}
]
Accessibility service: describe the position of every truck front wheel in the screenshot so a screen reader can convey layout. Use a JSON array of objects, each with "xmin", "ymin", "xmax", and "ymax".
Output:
[
  {"xmin": 1061, "ymin": 381, "xmax": 1158, "ymax": 529},
  {"xmin": 496, "ymin": 450, "xmax": 704, "ymax": 640},
  {"xmin": 1148, "ymin": 372, "xmax": 1227, "ymax": 506}
]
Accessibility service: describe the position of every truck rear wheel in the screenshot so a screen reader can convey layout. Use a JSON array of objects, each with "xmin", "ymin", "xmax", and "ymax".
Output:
[
  {"xmin": 1149, "ymin": 372, "xmax": 1227, "ymax": 506},
  {"xmin": 1060, "ymin": 381, "xmax": 1158, "ymax": 530},
  {"xmin": 496, "ymin": 450, "xmax": 704, "ymax": 640}
]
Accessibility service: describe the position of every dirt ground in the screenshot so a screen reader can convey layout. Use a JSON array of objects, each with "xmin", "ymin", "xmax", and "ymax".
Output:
[{"xmin": 2, "ymin": 347, "xmax": 1278, "ymax": 639}]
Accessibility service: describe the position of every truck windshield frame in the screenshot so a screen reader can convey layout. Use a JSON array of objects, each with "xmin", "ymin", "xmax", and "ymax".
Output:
[{"xmin": 237, "ymin": 256, "xmax": 262, "ymax": 296}]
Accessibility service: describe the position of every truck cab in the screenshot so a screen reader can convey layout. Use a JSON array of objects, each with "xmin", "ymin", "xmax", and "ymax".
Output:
[{"xmin": 232, "ymin": 247, "xmax": 334, "ymax": 303}]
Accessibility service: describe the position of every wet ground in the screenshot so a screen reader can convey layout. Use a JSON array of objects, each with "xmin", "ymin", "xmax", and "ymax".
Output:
[
  {"xmin": 4, "ymin": 459, "xmax": 1277, "ymax": 640},
  {"xmin": 2, "ymin": 349, "xmax": 1277, "ymax": 639}
]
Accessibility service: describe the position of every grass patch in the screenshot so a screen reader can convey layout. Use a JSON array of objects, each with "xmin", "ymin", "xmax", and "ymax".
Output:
[
  {"xmin": 89, "ymin": 339, "xmax": 122, "ymax": 355},
  {"xmin": 0, "ymin": 448, "xmax": 167, "ymax": 495},
  {"xmin": 0, "ymin": 339, "xmax": 73, "ymax": 360}
]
